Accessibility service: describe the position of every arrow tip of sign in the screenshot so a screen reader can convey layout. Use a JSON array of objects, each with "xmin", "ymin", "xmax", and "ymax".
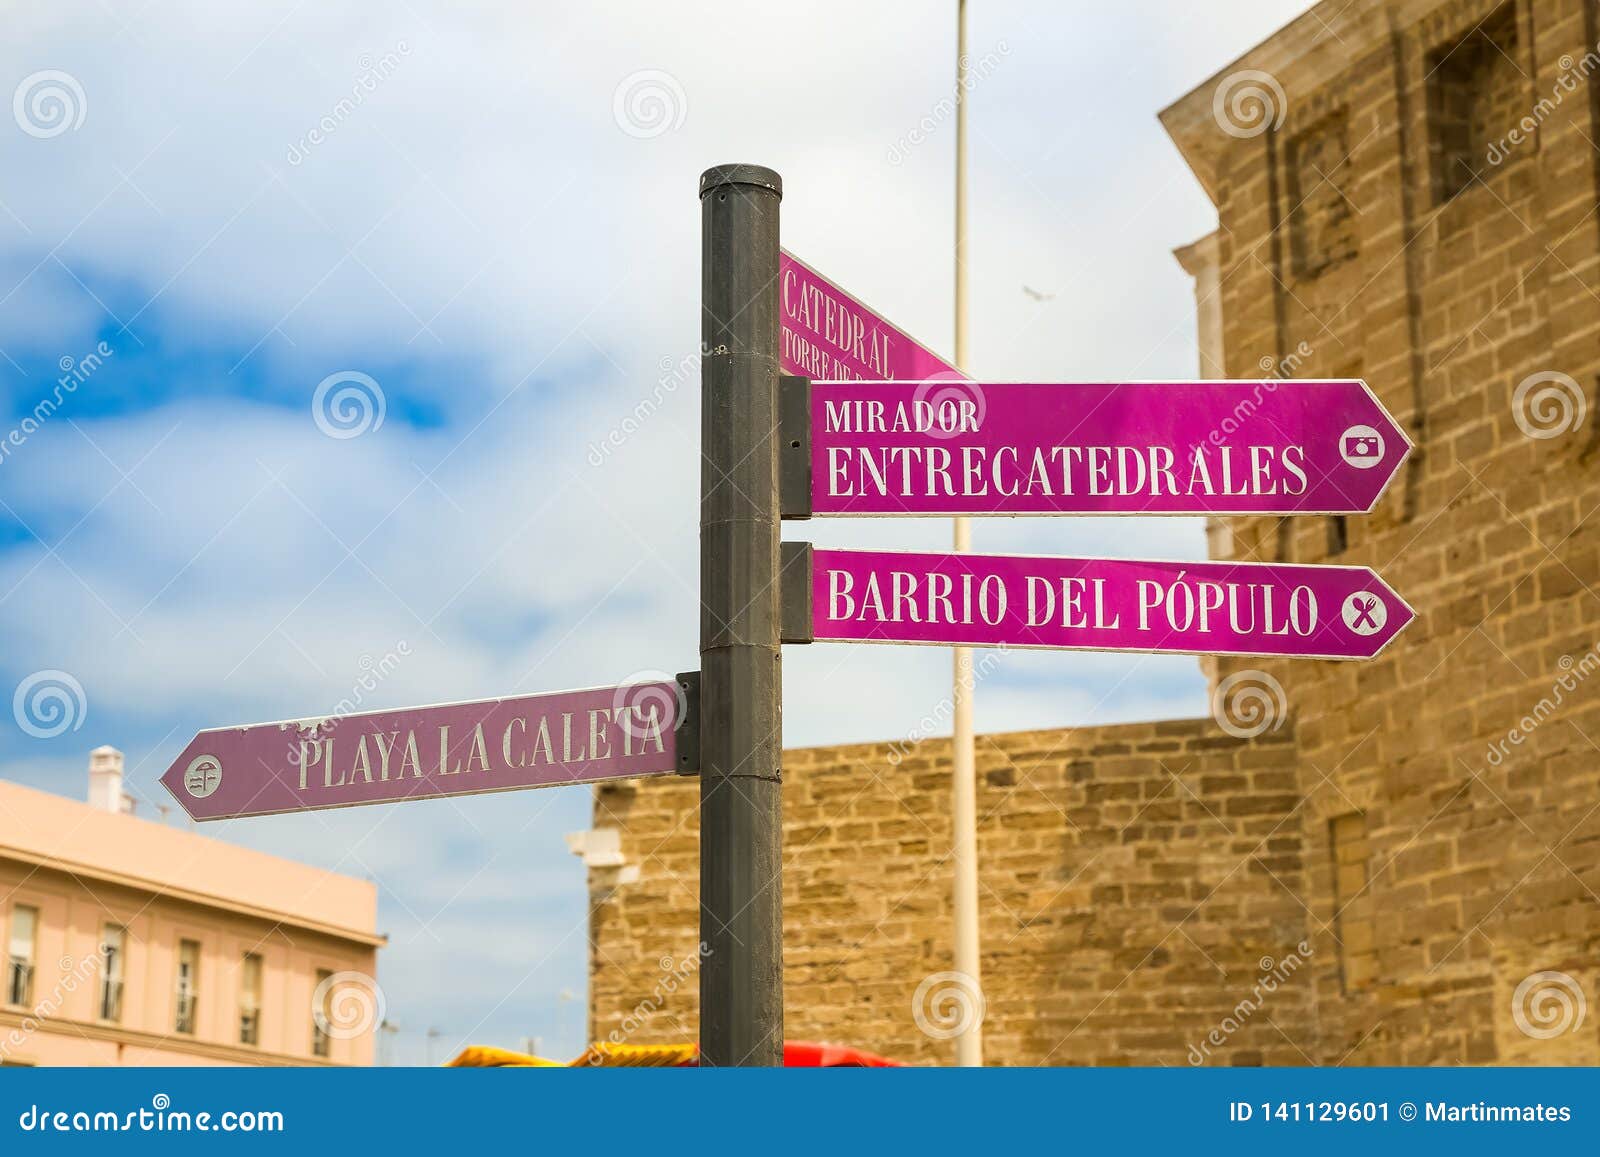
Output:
[
  {"xmin": 1363, "ymin": 574, "xmax": 1418, "ymax": 660},
  {"xmin": 1353, "ymin": 377, "xmax": 1418, "ymax": 451},
  {"xmin": 157, "ymin": 739, "xmax": 210, "ymax": 821}
]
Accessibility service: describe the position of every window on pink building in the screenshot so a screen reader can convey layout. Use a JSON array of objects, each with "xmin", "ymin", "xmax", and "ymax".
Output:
[
  {"xmin": 99, "ymin": 925, "xmax": 126, "ymax": 1022},
  {"xmin": 175, "ymin": 940, "xmax": 200, "ymax": 1035},
  {"xmin": 312, "ymin": 968, "xmax": 333, "ymax": 1057},
  {"xmin": 5, "ymin": 906, "xmax": 37, "ymax": 1007},
  {"xmin": 239, "ymin": 953, "xmax": 263, "ymax": 1046}
]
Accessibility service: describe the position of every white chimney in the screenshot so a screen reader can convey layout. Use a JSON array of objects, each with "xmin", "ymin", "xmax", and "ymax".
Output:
[{"xmin": 88, "ymin": 746, "xmax": 132, "ymax": 814}]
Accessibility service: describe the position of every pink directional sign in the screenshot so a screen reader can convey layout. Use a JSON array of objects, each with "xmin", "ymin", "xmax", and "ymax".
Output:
[
  {"xmin": 159, "ymin": 679, "xmax": 692, "ymax": 821},
  {"xmin": 779, "ymin": 249, "xmax": 961, "ymax": 382},
  {"xmin": 807, "ymin": 380, "xmax": 1411, "ymax": 516},
  {"xmin": 808, "ymin": 548, "xmax": 1413, "ymax": 660}
]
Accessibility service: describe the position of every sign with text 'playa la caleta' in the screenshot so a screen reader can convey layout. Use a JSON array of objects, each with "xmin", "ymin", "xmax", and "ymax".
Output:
[
  {"xmin": 779, "ymin": 249, "xmax": 961, "ymax": 382},
  {"xmin": 803, "ymin": 548, "xmax": 1414, "ymax": 661},
  {"xmin": 799, "ymin": 379, "xmax": 1411, "ymax": 517},
  {"xmin": 159, "ymin": 678, "xmax": 695, "ymax": 821}
]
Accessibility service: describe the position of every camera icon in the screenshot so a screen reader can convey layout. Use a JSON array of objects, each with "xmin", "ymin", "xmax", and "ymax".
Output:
[{"xmin": 1339, "ymin": 424, "xmax": 1385, "ymax": 469}]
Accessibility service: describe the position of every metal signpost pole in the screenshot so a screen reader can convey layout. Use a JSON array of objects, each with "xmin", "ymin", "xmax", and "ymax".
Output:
[{"xmin": 698, "ymin": 164, "xmax": 785, "ymax": 1067}]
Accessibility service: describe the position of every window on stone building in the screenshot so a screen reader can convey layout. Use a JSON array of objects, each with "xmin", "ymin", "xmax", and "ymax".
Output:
[
  {"xmin": 175, "ymin": 940, "xmax": 200, "ymax": 1035},
  {"xmin": 239, "ymin": 952, "xmax": 263, "ymax": 1046},
  {"xmin": 1275, "ymin": 517, "xmax": 1293, "ymax": 562},
  {"xmin": 1326, "ymin": 515, "xmax": 1348, "ymax": 556},
  {"xmin": 1329, "ymin": 813, "xmax": 1376, "ymax": 992},
  {"xmin": 1426, "ymin": 4, "xmax": 1526, "ymax": 204},
  {"xmin": 1288, "ymin": 113, "xmax": 1358, "ymax": 276},
  {"xmin": 5, "ymin": 905, "xmax": 38, "ymax": 1007},
  {"xmin": 99, "ymin": 924, "xmax": 125, "ymax": 1022}
]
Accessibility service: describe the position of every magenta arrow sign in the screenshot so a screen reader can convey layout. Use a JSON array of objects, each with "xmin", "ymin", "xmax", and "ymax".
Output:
[
  {"xmin": 802, "ymin": 548, "xmax": 1413, "ymax": 660},
  {"xmin": 801, "ymin": 379, "xmax": 1411, "ymax": 516},
  {"xmin": 780, "ymin": 249, "xmax": 961, "ymax": 382},
  {"xmin": 159, "ymin": 677, "xmax": 694, "ymax": 821}
]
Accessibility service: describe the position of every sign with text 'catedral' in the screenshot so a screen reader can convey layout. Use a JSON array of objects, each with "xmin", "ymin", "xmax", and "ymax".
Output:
[
  {"xmin": 779, "ymin": 249, "xmax": 961, "ymax": 382},
  {"xmin": 159, "ymin": 677, "xmax": 696, "ymax": 821},
  {"xmin": 797, "ymin": 547, "xmax": 1413, "ymax": 661},
  {"xmin": 792, "ymin": 379, "xmax": 1411, "ymax": 517}
]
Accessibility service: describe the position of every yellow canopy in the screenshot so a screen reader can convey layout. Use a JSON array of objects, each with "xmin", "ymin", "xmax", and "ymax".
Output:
[{"xmin": 448, "ymin": 1042, "xmax": 699, "ymax": 1068}]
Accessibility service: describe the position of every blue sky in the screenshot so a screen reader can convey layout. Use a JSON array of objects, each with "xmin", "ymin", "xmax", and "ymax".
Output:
[{"xmin": 0, "ymin": 0, "xmax": 1309, "ymax": 1063}]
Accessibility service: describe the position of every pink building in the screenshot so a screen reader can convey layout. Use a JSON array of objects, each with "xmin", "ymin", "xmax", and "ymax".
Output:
[{"xmin": 1, "ymin": 747, "xmax": 383, "ymax": 1066}]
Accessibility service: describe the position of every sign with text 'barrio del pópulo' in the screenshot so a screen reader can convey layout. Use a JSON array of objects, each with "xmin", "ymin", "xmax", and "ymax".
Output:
[{"xmin": 791, "ymin": 547, "xmax": 1412, "ymax": 662}]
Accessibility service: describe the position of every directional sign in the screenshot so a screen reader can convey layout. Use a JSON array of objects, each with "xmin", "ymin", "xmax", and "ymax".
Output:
[
  {"xmin": 793, "ymin": 379, "xmax": 1411, "ymax": 517},
  {"xmin": 779, "ymin": 249, "xmax": 961, "ymax": 382},
  {"xmin": 796, "ymin": 547, "xmax": 1413, "ymax": 660},
  {"xmin": 159, "ymin": 677, "xmax": 696, "ymax": 821}
]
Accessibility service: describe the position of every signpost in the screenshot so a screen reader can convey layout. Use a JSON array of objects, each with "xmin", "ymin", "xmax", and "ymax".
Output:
[
  {"xmin": 160, "ymin": 677, "xmax": 697, "ymax": 822},
  {"xmin": 784, "ymin": 378, "xmax": 1411, "ymax": 517},
  {"xmin": 156, "ymin": 162, "xmax": 1422, "ymax": 1069},
  {"xmin": 779, "ymin": 249, "xmax": 961, "ymax": 382},
  {"xmin": 783, "ymin": 546, "xmax": 1412, "ymax": 660},
  {"xmin": 700, "ymin": 165, "xmax": 785, "ymax": 1068}
]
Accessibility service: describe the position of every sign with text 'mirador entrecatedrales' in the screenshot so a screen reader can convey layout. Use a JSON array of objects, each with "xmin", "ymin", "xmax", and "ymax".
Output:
[
  {"xmin": 159, "ymin": 678, "xmax": 695, "ymax": 821},
  {"xmin": 798, "ymin": 379, "xmax": 1411, "ymax": 517}
]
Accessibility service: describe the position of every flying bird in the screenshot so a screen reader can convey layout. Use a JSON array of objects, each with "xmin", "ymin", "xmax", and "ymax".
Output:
[{"xmin": 1022, "ymin": 285, "xmax": 1055, "ymax": 301}]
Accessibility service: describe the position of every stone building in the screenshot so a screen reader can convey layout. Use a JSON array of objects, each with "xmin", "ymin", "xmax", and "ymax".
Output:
[{"xmin": 582, "ymin": 0, "xmax": 1600, "ymax": 1065}]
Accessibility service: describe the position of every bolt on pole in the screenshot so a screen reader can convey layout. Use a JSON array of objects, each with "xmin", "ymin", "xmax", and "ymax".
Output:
[{"xmin": 697, "ymin": 163, "xmax": 784, "ymax": 1067}]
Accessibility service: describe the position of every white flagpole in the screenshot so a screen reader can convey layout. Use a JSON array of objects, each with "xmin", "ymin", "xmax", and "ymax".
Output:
[{"xmin": 951, "ymin": 0, "xmax": 983, "ymax": 1069}]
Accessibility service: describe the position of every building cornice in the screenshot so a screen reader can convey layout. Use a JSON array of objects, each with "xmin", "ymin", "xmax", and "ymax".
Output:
[
  {"xmin": 0, "ymin": 844, "xmax": 387, "ymax": 949},
  {"xmin": 1159, "ymin": 0, "xmax": 1445, "ymax": 202},
  {"xmin": 0, "ymin": 1007, "xmax": 344, "ymax": 1067}
]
